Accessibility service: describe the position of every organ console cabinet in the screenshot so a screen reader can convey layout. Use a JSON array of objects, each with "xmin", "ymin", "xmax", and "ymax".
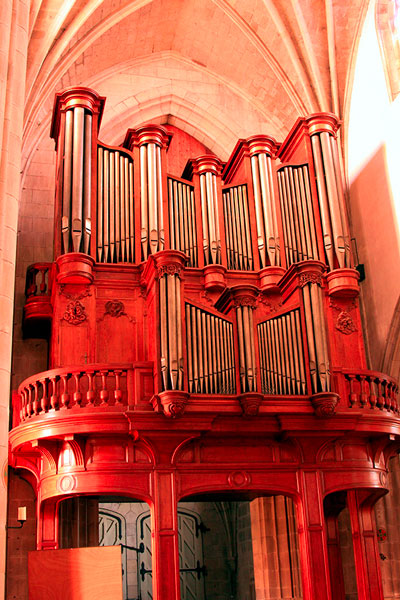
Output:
[{"xmin": 10, "ymin": 87, "xmax": 400, "ymax": 600}]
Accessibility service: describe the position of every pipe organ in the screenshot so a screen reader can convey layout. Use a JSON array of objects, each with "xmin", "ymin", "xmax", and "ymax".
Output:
[
  {"xmin": 13, "ymin": 88, "xmax": 400, "ymax": 600},
  {"xmin": 32, "ymin": 89, "xmax": 370, "ymax": 407}
]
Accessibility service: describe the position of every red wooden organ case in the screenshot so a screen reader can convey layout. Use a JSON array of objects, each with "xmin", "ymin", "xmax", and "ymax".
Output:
[{"xmin": 9, "ymin": 87, "xmax": 400, "ymax": 600}]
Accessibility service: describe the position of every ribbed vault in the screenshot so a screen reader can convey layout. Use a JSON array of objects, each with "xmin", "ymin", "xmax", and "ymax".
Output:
[{"xmin": 24, "ymin": 0, "xmax": 369, "ymax": 169}]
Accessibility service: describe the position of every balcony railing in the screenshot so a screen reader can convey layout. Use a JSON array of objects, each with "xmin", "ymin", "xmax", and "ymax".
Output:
[
  {"xmin": 14, "ymin": 363, "xmax": 155, "ymax": 425},
  {"xmin": 333, "ymin": 369, "xmax": 399, "ymax": 414}
]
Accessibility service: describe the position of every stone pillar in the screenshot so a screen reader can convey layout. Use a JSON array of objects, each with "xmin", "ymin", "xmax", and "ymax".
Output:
[
  {"xmin": 374, "ymin": 456, "xmax": 400, "ymax": 599},
  {"xmin": 151, "ymin": 469, "xmax": 180, "ymax": 600},
  {"xmin": 250, "ymin": 495, "xmax": 302, "ymax": 599},
  {"xmin": 0, "ymin": 0, "xmax": 29, "ymax": 596},
  {"xmin": 347, "ymin": 489, "xmax": 384, "ymax": 600}
]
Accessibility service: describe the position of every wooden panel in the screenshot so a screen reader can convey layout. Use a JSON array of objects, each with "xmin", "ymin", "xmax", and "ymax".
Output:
[{"xmin": 28, "ymin": 545, "xmax": 123, "ymax": 599}]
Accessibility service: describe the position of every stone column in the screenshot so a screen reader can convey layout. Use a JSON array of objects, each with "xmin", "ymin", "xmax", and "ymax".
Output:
[
  {"xmin": 0, "ymin": 0, "xmax": 29, "ymax": 595},
  {"xmin": 250, "ymin": 495, "xmax": 302, "ymax": 599}
]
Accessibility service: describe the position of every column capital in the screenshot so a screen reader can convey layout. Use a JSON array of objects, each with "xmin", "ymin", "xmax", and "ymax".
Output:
[
  {"xmin": 246, "ymin": 134, "xmax": 280, "ymax": 157},
  {"xmin": 51, "ymin": 87, "xmax": 106, "ymax": 140},
  {"xmin": 183, "ymin": 155, "xmax": 223, "ymax": 179},
  {"xmin": 215, "ymin": 284, "xmax": 259, "ymax": 313},
  {"xmin": 304, "ymin": 113, "xmax": 340, "ymax": 136},
  {"xmin": 123, "ymin": 124, "xmax": 171, "ymax": 150}
]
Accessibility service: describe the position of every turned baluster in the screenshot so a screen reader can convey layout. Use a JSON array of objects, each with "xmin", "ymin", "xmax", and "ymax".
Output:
[
  {"xmin": 40, "ymin": 378, "xmax": 49, "ymax": 412},
  {"xmin": 73, "ymin": 372, "xmax": 82, "ymax": 406},
  {"xmin": 100, "ymin": 370, "xmax": 109, "ymax": 405},
  {"xmin": 32, "ymin": 382, "xmax": 40, "ymax": 415},
  {"xmin": 376, "ymin": 379, "xmax": 384, "ymax": 409},
  {"xmin": 21, "ymin": 389, "xmax": 27, "ymax": 421},
  {"xmin": 60, "ymin": 374, "xmax": 70, "ymax": 408},
  {"xmin": 27, "ymin": 385, "xmax": 33, "ymax": 416},
  {"xmin": 359, "ymin": 375, "xmax": 367, "ymax": 407},
  {"xmin": 50, "ymin": 376, "xmax": 59, "ymax": 410},
  {"xmin": 383, "ymin": 381, "xmax": 390, "ymax": 410},
  {"xmin": 114, "ymin": 370, "xmax": 123, "ymax": 405},
  {"xmin": 369, "ymin": 377, "xmax": 377, "ymax": 409},
  {"xmin": 389, "ymin": 382, "xmax": 397, "ymax": 412},
  {"xmin": 86, "ymin": 371, "xmax": 95, "ymax": 405},
  {"xmin": 26, "ymin": 268, "xmax": 37, "ymax": 297},
  {"xmin": 348, "ymin": 375, "xmax": 357, "ymax": 407},
  {"xmin": 39, "ymin": 267, "xmax": 47, "ymax": 294}
]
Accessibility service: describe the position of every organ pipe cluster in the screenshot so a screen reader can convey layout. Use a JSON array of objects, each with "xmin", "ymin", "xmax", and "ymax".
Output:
[
  {"xmin": 61, "ymin": 107, "xmax": 93, "ymax": 254},
  {"xmin": 140, "ymin": 142, "xmax": 165, "ymax": 259},
  {"xmin": 97, "ymin": 144, "xmax": 134, "ymax": 262},
  {"xmin": 250, "ymin": 148, "xmax": 281, "ymax": 268},
  {"xmin": 258, "ymin": 310, "xmax": 306, "ymax": 395},
  {"xmin": 235, "ymin": 300, "xmax": 257, "ymax": 393},
  {"xmin": 199, "ymin": 169, "xmax": 222, "ymax": 265},
  {"xmin": 159, "ymin": 268, "xmax": 184, "ymax": 391},
  {"xmin": 223, "ymin": 185, "xmax": 253, "ymax": 271},
  {"xmin": 277, "ymin": 165, "xmax": 319, "ymax": 266},
  {"xmin": 185, "ymin": 304, "xmax": 236, "ymax": 394},
  {"xmin": 168, "ymin": 178, "xmax": 197, "ymax": 267},
  {"xmin": 309, "ymin": 126, "xmax": 352, "ymax": 269},
  {"xmin": 301, "ymin": 276, "xmax": 330, "ymax": 393}
]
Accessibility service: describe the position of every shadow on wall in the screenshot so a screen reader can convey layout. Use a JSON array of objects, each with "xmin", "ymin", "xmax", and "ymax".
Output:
[{"xmin": 349, "ymin": 143, "xmax": 400, "ymax": 371}]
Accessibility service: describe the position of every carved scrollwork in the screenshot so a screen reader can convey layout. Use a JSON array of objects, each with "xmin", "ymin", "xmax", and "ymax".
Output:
[
  {"xmin": 259, "ymin": 295, "xmax": 283, "ymax": 313},
  {"xmin": 299, "ymin": 273, "xmax": 322, "ymax": 287},
  {"xmin": 233, "ymin": 295, "xmax": 257, "ymax": 309},
  {"xmin": 336, "ymin": 310, "xmax": 357, "ymax": 335},
  {"xmin": 311, "ymin": 392, "xmax": 339, "ymax": 418},
  {"xmin": 239, "ymin": 393, "xmax": 263, "ymax": 416},
  {"xmin": 98, "ymin": 300, "xmax": 135, "ymax": 322},
  {"xmin": 63, "ymin": 300, "xmax": 87, "ymax": 325},
  {"xmin": 157, "ymin": 264, "xmax": 182, "ymax": 279},
  {"xmin": 150, "ymin": 391, "xmax": 189, "ymax": 418}
]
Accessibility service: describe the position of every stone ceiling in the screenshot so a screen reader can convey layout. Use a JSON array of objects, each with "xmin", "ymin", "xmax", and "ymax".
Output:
[{"xmin": 24, "ymin": 0, "xmax": 369, "ymax": 167}]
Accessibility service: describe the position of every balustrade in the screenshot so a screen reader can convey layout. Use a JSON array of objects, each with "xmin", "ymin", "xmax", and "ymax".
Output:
[
  {"xmin": 25, "ymin": 263, "xmax": 52, "ymax": 298},
  {"xmin": 334, "ymin": 370, "xmax": 399, "ymax": 413},
  {"xmin": 16, "ymin": 364, "xmax": 133, "ymax": 423}
]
